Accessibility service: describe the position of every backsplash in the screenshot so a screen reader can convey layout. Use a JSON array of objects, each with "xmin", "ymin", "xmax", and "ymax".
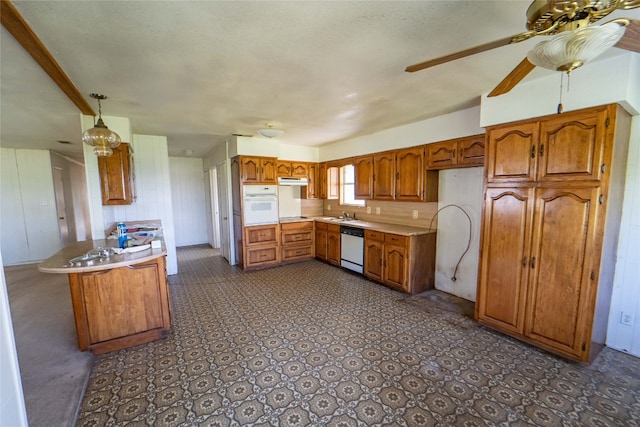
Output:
[{"xmin": 323, "ymin": 200, "xmax": 438, "ymax": 229}]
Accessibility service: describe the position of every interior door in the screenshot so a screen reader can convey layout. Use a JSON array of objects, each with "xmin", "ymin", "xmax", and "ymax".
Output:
[
  {"xmin": 216, "ymin": 161, "xmax": 231, "ymax": 262},
  {"xmin": 52, "ymin": 167, "xmax": 69, "ymax": 246}
]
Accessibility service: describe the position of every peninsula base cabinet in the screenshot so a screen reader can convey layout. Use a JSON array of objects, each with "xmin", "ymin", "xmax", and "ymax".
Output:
[
  {"xmin": 67, "ymin": 256, "xmax": 171, "ymax": 354},
  {"xmin": 364, "ymin": 229, "xmax": 436, "ymax": 294},
  {"xmin": 476, "ymin": 104, "xmax": 631, "ymax": 363}
]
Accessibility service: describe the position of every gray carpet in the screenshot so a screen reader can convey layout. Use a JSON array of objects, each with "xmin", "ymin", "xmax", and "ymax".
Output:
[{"xmin": 5, "ymin": 263, "xmax": 94, "ymax": 427}]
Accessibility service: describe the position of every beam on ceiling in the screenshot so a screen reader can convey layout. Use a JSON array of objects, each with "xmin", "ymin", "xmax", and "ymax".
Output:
[{"xmin": 1, "ymin": 0, "xmax": 95, "ymax": 116}]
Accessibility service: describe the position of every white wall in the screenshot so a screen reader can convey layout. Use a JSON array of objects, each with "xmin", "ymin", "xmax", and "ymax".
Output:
[
  {"xmin": 0, "ymin": 148, "xmax": 61, "ymax": 265},
  {"xmin": 436, "ymin": 168, "xmax": 484, "ymax": 301},
  {"xmin": 607, "ymin": 116, "xmax": 640, "ymax": 356},
  {"xmin": 169, "ymin": 157, "xmax": 208, "ymax": 247},
  {"xmin": 99, "ymin": 135, "xmax": 178, "ymax": 275},
  {"xmin": 0, "ymin": 251, "xmax": 28, "ymax": 426}
]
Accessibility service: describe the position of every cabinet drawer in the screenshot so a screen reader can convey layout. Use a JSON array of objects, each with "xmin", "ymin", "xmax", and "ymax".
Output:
[
  {"xmin": 385, "ymin": 233, "xmax": 408, "ymax": 247},
  {"xmin": 282, "ymin": 245, "xmax": 313, "ymax": 261},
  {"xmin": 327, "ymin": 224, "xmax": 341, "ymax": 233},
  {"xmin": 315, "ymin": 221, "xmax": 328, "ymax": 231},
  {"xmin": 245, "ymin": 225, "xmax": 278, "ymax": 246},
  {"xmin": 365, "ymin": 230, "xmax": 384, "ymax": 241},
  {"xmin": 281, "ymin": 222, "xmax": 313, "ymax": 231},
  {"xmin": 282, "ymin": 230, "xmax": 313, "ymax": 245},
  {"xmin": 245, "ymin": 246, "xmax": 279, "ymax": 267}
]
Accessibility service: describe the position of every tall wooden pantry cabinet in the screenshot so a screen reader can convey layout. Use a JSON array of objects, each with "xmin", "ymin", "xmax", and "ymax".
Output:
[{"xmin": 476, "ymin": 104, "xmax": 631, "ymax": 363}]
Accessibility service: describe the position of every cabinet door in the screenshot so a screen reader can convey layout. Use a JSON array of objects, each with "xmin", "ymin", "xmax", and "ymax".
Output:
[
  {"xmin": 524, "ymin": 187, "xmax": 599, "ymax": 358},
  {"xmin": 373, "ymin": 152, "xmax": 395, "ymax": 200},
  {"xmin": 98, "ymin": 143, "xmax": 133, "ymax": 205},
  {"xmin": 327, "ymin": 231, "xmax": 341, "ymax": 265},
  {"xmin": 364, "ymin": 238, "xmax": 383, "ymax": 281},
  {"xmin": 354, "ymin": 156, "xmax": 373, "ymax": 200},
  {"xmin": 383, "ymin": 245, "xmax": 408, "ymax": 291},
  {"xmin": 486, "ymin": 122, "xmax": 539, "ymax": 183},
  {"xmin": 318, "ymin": 163, "xmax": 327, "ymax": 199},
  {"xmin": 395, "ymin": 147, "xmax": 424, "ymax": 202},
  {"xmin": 537, "ymin": 110, "xmax": 607, "ymax": 182},
  {"xmin": 458, "ymin": 134, "xmax": 485, "ymax": 167},
  {"xmin": 305, "ymin": 163, "xmax": 318, "ymax": 199},
  {"xmin": 241, "ymin": 157, "xmax": 261, "ymax": 183},
  {"xmin": 477, "ymin": 187, "xmax": 534, "ymax": 335},
  {"xmin": 426, "ymin": 140, "xmax": 457, "ymax": 170},
  {"xmin": 80, "ymin": 261, "xmax": 165, "ymax": 344},
  {"xmin": 261, "ymin": 158, "xmax": 278, "ymax": 184},
  {"xmin": 315, "ymin": 229, "xmax": 327, "ymax": 260},
  {"xmin": 277, "ymin": 161, "xmax": 292, "ymax": 177},
  {"xmin": 291, "ymin": 162, "xmax": 308, "ymax": 178}
]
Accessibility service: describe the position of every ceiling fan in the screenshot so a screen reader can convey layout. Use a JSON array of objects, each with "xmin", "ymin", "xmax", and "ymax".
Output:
[{"xmin": 405, "ymin": 0, "xmax": 640, "ymax": 97}]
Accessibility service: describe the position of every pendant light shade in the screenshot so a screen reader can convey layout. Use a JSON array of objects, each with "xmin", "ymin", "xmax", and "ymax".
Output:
[
  {"xmin": 82, "ymin": 93, "xmax": 121, "ymax": 157},
  {"xmin": 527, "ymin": 20, "xmax": 627, "ymax": 73},
  {"xmin": 258, "ymin": 123, "xmax": 284, "ymax": 138}
]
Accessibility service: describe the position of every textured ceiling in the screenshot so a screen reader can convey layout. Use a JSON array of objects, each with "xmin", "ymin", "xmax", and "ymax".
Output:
[{"xmin": 1, "ymin": 1, "xmax": 637, "ymax": 158}]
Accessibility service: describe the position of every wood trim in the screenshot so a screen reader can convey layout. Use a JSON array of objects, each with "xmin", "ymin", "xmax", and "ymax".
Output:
[{"xmin": 0, "ymin": 0, "xmax": 95, "ymax": 115}]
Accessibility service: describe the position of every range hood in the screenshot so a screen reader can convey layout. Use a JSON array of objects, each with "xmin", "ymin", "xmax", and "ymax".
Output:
[{"xmin": 278, "ymin": 177, "xmax": 309, "ymax": 186}]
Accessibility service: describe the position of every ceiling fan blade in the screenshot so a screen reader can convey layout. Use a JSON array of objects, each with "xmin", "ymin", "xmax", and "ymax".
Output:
[
  {"xmin": 487, "ymin": 58, "xmax": 536, "ymax": 97},
  {"xmin": 615, "ymin": 19, "xmax": 640, "ymax": 53},
  {"xmin": 405, "ymin": 35, "xmax": 516, "ymax": 73}
]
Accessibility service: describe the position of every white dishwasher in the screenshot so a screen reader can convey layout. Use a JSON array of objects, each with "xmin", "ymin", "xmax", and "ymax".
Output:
[{"xmin": 340, "ymin": 225, "xmax": 364, "ymax": 274}]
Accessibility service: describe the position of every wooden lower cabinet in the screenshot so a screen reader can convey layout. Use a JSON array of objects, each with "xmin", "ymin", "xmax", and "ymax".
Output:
[
  {"xmin": 281, "ymin": 222, "xmax": 314, "ymax": 263},
  {"xmin": 315, "ymin": 223, "xmax": 340, "ymax": 266},
  {"xmin": 68, "ymin": 256, "xmax": 171, "ymax": 354},
  {"xmin": 477, "ymin": 186, "xmax": 602, "ymax": 361},
  {"xmin": 364, "ymin": 230, "xmax": 435, "ymax": 294},
  {"xmin": 243, "ymin": 224, "xmax": 280, "ymax": 269}
]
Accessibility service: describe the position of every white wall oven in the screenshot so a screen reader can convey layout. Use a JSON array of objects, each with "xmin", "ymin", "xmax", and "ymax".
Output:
[{"xmin": 243, "ymin": 185, "xmax": 278, "ymax": 226}]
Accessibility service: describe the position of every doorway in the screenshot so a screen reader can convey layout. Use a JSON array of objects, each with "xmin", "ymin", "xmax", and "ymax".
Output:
[
  {"xmin": 215, "ymin": 161, "xmax": 231, "ymax": 263},
  {"xmin": 52, "ymin": 167, "xmax": 69, "ymax": 247}
]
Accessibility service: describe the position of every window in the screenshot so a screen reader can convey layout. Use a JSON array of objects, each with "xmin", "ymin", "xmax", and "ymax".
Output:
[{"xmin": 340, "ymin": 165, "xmax": 365, "ymax": 206}]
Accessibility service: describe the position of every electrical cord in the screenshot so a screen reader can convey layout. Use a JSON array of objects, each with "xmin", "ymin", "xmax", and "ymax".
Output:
[{"xmin": 428, "ymin": 204, "xmax": 472, "ymax": 282}]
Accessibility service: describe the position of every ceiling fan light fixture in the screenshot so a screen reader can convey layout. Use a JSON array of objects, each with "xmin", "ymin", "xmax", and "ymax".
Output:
[
  {"xmin": 82, "ymin": 93, "xmax": 121, "ymax": 157},
  {"xmin": 527, "ymin": 20, "xmax": 627, "ymax": 73},
  {"xmin": 258, "ymin": 124, "xmax": 284, "ymax": 139}
]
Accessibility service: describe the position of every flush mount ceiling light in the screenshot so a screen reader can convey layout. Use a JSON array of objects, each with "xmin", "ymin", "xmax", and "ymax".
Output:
[
  {"xmin": 81, "ymin": 93, "xmax": 121, "ymax": 157},
  {"xmin": 527, "ymin": 19, "xmax": 628, "ymax": 73},
  {"xmin": 257, "ymin": 124, "xmax": 284, "ymax": 139}
]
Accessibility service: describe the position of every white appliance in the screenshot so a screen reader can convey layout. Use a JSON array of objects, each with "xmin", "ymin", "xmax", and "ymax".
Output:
[
  {"xmin": 243, "ymin": 185, "xmax": 278, "ymax": 226},
  {"xmin": 340, "ymin": 225, "xmax": 364, "ymax": 274}
]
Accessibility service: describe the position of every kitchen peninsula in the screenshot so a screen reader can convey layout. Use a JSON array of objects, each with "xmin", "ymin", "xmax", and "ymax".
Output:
[{"xmin": 38, "ymin": 239, "xmax": 171, "ymax": 354}]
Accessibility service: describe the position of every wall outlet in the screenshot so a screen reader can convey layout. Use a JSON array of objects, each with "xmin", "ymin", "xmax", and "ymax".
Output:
[
  {"xmin": 366, "ymin": 207, "xmax": 371, "ymax": 214},
  {"xmin": 412, "ymin": 210, "xmax": 419, "ymax": 219},
  {"xmin": 327, "ymin": 204, "xmax": 331, "ymax": 211},
  {"xmin": 376, "ymin": 207, "xmax": 381, "ymax": 215},
  {"xmin": 621, "ymin": 312, "xmax": 634, "ymax": 326}
]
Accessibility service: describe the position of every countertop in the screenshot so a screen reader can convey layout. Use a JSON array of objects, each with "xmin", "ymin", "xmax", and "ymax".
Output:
[
  {"xmin": 38, "ymin": 239, "xmax": 167, "ymax": 274},
  {"xmin": 312, "ymin": 217, "xmax": 435, "ymax": 236}
]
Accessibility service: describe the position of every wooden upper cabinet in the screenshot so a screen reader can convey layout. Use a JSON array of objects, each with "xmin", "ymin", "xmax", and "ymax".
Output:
[
  {"xmin": 373, "ymin": 152, "xmax": 395, "ymax": 200},
  {"xmin": 537, "ymin": 109, "xmax": 607, "ymax": 182},
  {"xmin": 354, "ymin": 156, "xmax": 373, "ymax": 200},
  {"xmin": 304, "ymin": 163, "xmax": 318, "ymax": 199},
  {"xmin": 458, "ymin": 134, "xmax": 485, "ymax": 166},
  {"xmin": 98, "ymin": 143, "xmax": 134, "ymax": 205},
  {"xmin": 240, "ymin": 156, "xmax": 277, "ymax": 184},
  {"xmin": 276, "ymin": 161, "xmax": 292, "ymax": 177},
  {"xmin": 318, "ymin": 163, "xmax": 327, "ymax": 199},
  {"xmin": 426, "ymin": 140, "xmax": 457, "ymax": 170},
  {"xmin": 395, "ymin": 147, "xmax": 424, "ymax": 202},
  {"xmin": 486, "ymin": 122, "xmax": 539, "ymax": 183},
  {"xmin": 277, "ymin": 161, "xmax": 309, "ymax": 178},
  {"xmin": 426, "ymin": 134, "xmax": 485, "ymax": 170}
]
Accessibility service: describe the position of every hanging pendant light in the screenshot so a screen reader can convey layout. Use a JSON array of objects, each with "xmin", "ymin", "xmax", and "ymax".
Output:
[{"xmin": 82, "ymin": 93, "xmax": 121, "ymax": 157}]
